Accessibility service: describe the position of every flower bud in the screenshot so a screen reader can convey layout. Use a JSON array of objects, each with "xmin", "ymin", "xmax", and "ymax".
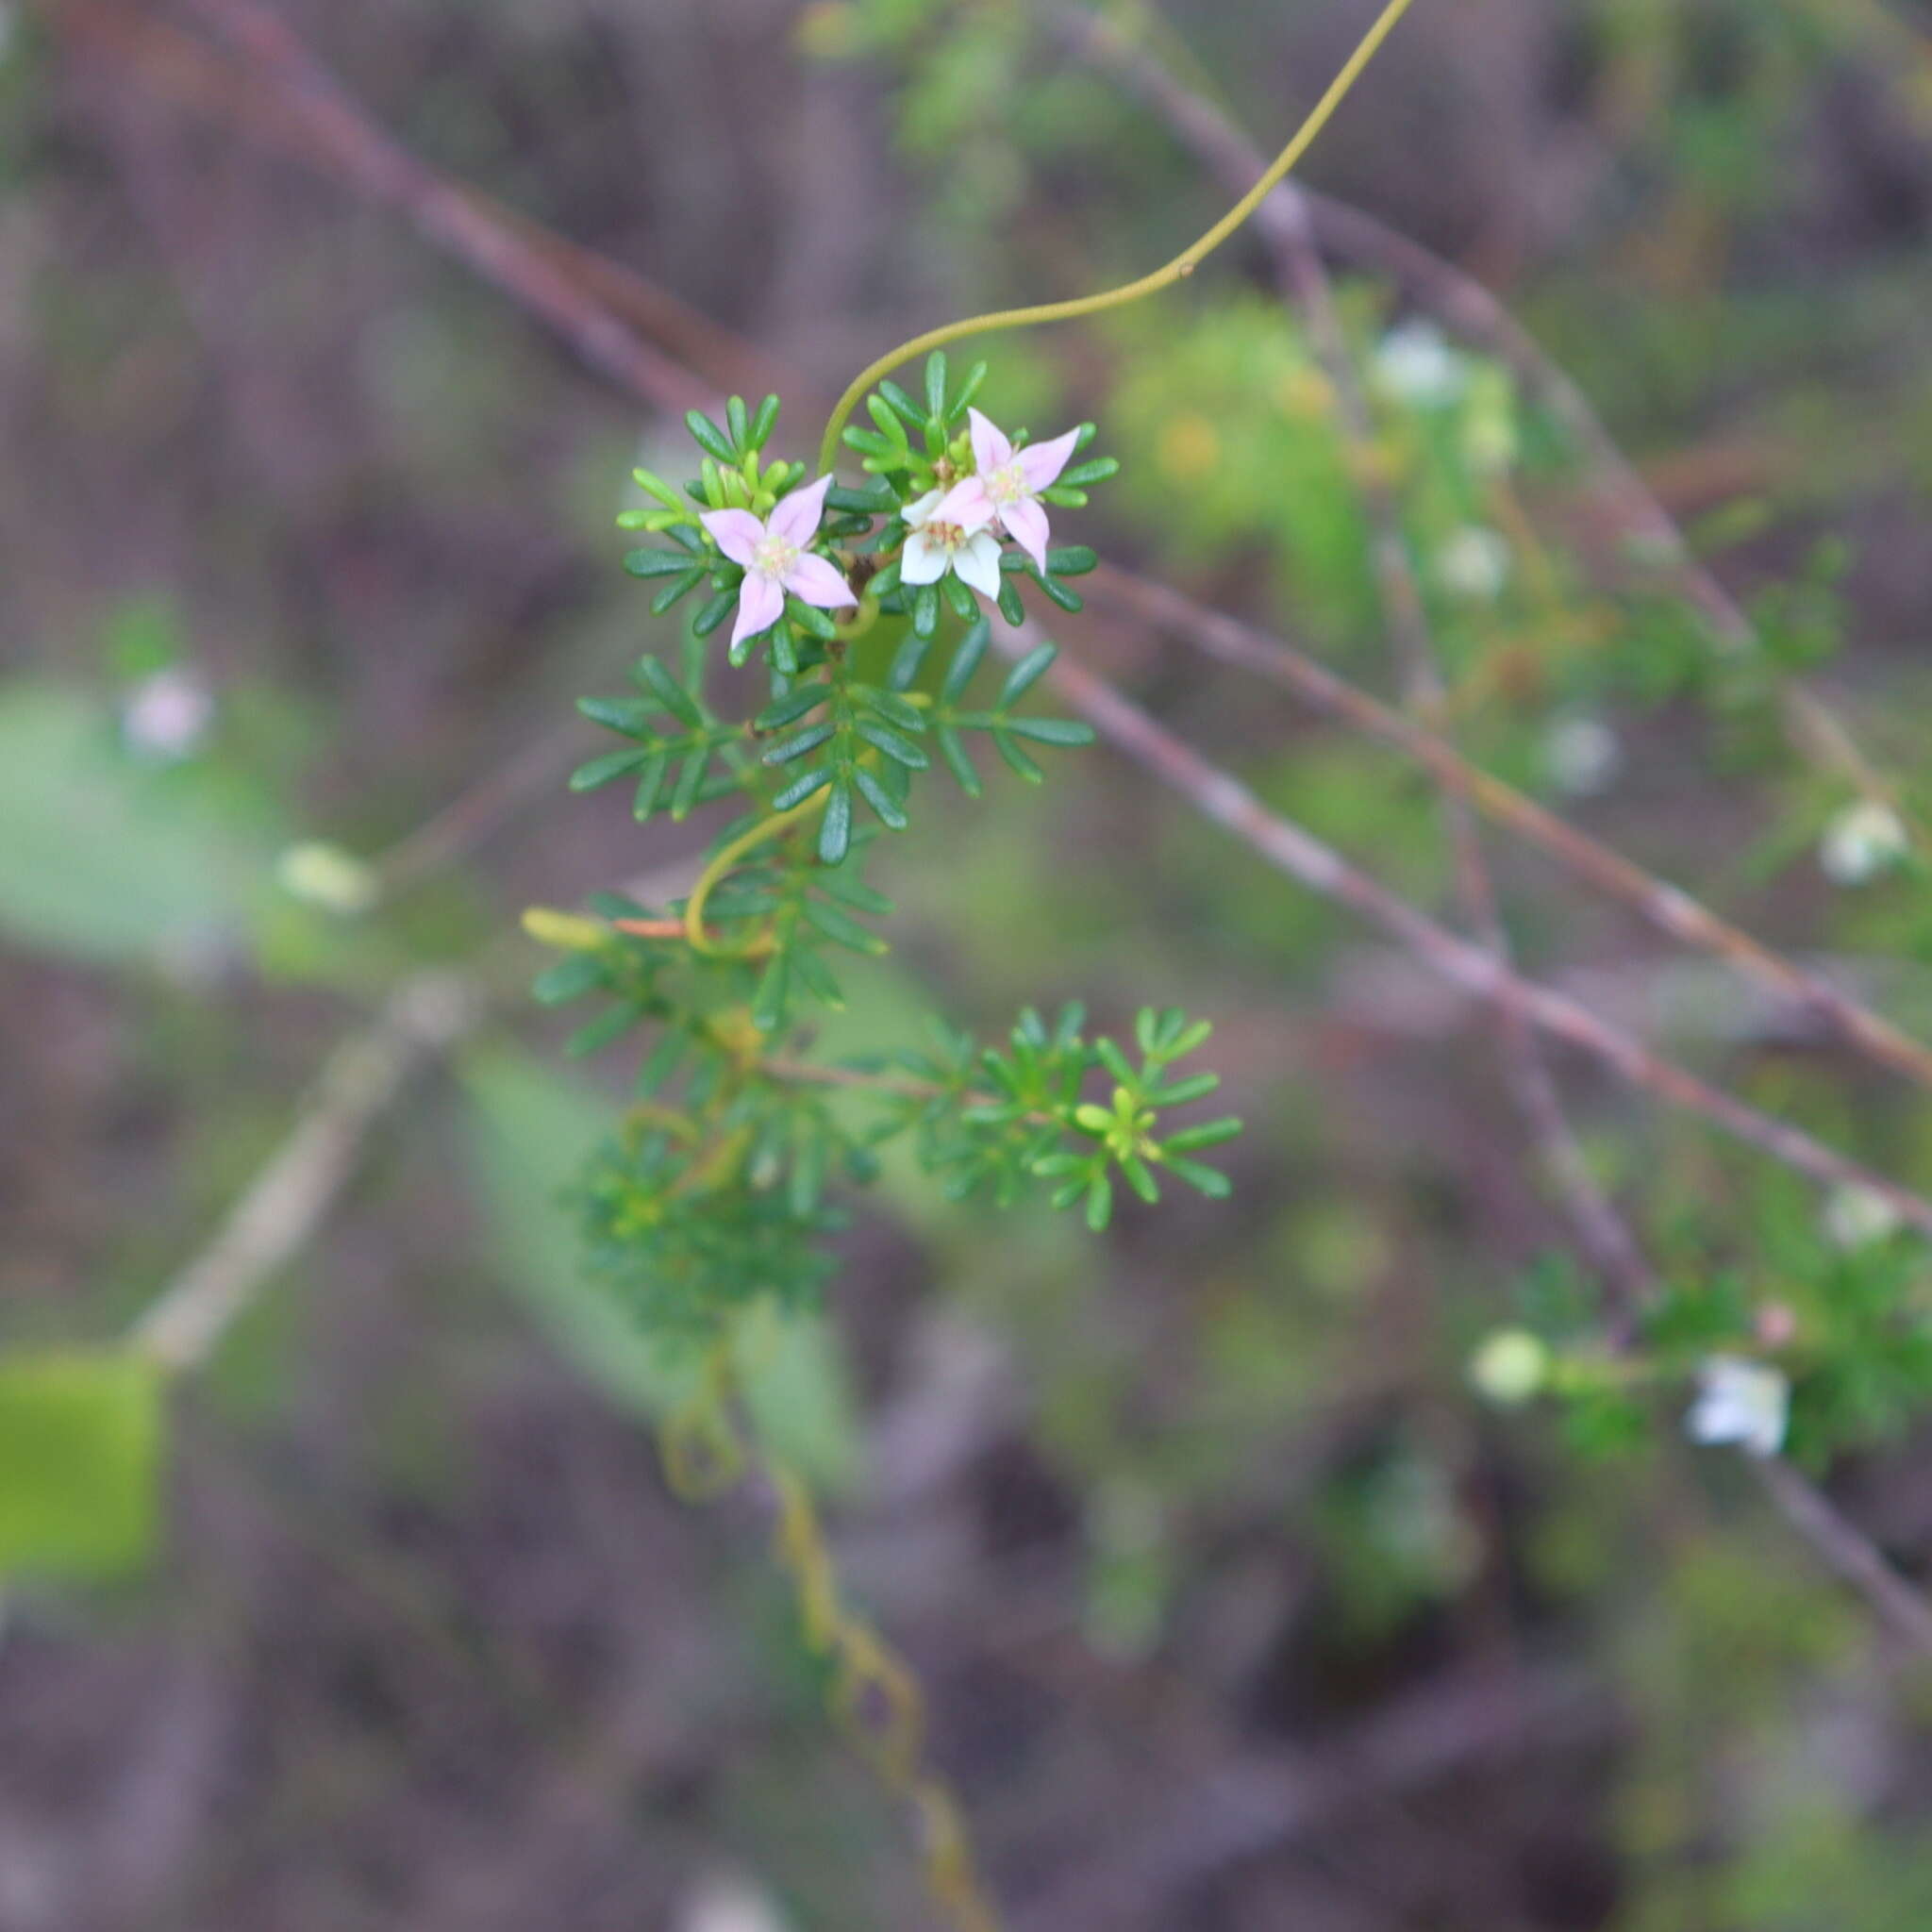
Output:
[{"xmin": 1469, "ymin": 1329, "xmax": 1550, "ymax": 1407}]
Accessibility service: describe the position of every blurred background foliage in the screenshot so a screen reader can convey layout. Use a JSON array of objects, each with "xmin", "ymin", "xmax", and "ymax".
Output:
[{"xmin": 4, "ymin": 0, "xmax": 1932, "ymax": 1927}]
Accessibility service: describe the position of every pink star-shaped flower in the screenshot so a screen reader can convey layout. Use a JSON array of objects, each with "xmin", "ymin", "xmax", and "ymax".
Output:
[
  {"xmin": 700, "ymin": 475, "xmax": 856, "ymax": 653},
  {"xmin": 935, "ymin": 408, "xmax": 1082, "ymax": 573}
]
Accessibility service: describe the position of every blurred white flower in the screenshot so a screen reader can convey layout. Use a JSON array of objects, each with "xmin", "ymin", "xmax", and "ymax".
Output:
[
  {"xmin": 675, "ymin": 1874, "xmax": 792, "ymax": 1932},
  {"xmin": 1686, "ymin": 1356, "xmax": 1789, "ymax": 1458},
  {"xmin": 1824, "ymin": 1184, "xmax": 1904, "ymax": 1252},
  {"xmin": 1820, "ymin": 800, "xmax": 1907, "ymax": 886},
  {"xmin": 1434, "ymin": 525, "xmax": 1511, "ymax": 601},
  {"xmin": 1469, "ymin": 1328, "xmax": 1550, "ymax": 1407},
  {"xmin": 276, "ymin": 841, "xmax": 378, "ymax": 916},
  {"xmin": 1373, "ymin": 321, "xmax": 1469, "ymax": 408},
  {"xmin": 1544, "ymin": 716, "xmax": 1623, "ymax": 798},
  {"xmin": 121, "ymin": 668, "xmax": 214, "ymax": 764}
]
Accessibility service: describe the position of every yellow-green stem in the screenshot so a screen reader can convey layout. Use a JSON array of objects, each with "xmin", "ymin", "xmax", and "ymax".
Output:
[
  {"xmin": 684, "ymin": 789, "xmax": 831, "ymax": 956},
  {"xmin": 813, "ymin": 0, "xmax": 1421, "ymax": 475}
]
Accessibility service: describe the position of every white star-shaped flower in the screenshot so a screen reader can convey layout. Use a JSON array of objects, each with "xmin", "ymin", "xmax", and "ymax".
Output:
[
  {"xmin": 1686, "ymin": 1356, "xmax": 1790, "ymax": 1458},
  {"xmin": 898, "ymin": 489, "xmax": 1003, "ymax": 599}
]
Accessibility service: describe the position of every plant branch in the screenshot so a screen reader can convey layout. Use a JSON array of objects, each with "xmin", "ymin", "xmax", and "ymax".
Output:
[
  {"xmin": 991, "ymin": 622, "xmax": 1932, "ymax": 1241},
  {"xmin": 129, "ymin": 974, "xmax": 481, "ymax": 1374},
  {"xmin": 1087, "ymin": 565, "xmax": 1932, "ymax": 1098},
  {"xmin": 813, "ymin": 0, "xmax": 1421, "ymax": 474}
]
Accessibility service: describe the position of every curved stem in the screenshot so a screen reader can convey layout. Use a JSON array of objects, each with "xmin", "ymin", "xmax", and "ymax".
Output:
[
  {"xmin": 683, "ymin": 791, "xmax": 830, "ymax": 956},
  {"xmin": 812, "ymin": 0, "xmax": 1421, "ymax": 475}
]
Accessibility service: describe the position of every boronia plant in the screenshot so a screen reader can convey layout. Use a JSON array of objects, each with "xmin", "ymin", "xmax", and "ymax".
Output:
[{"xmin": 513, "ymin": 2, "xmax": 1436, "ymax": 1923}]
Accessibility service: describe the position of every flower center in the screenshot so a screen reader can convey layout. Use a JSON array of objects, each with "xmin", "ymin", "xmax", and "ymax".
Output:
[
  {"xmin": 985, "ymin": 461, "xmax": 1028, "ymax": 508},
  {"xmin": 751, "ymin": 532, "xmax": 800, "ymax": 580},
  {"xmin": 926, "ymin": 519, "xmax": 969, "ymax": 552}
]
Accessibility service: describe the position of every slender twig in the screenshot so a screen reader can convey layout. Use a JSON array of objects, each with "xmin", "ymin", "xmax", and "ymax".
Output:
[
  {"xmin": 43, "ymin": 0, "xmax": 753, "ymax": 412},
  {"xmin": 1754, "ymin": 1459, "xmax": 1932, "ymax": 1652},
  {"xmin": 1088, "ymin": 565, "xmax": 1932, "ymax": 1097},
  {"xmin": 1046, "ymin": 1, "xmax": 1916, "ymax": 845},
  {"xmin": 991, "ymin": 622, "xmax": 1932, "ymax": 1240},
  {"xmin": 1185, "ymin": 58, "xmax": 1652, "ymax": 1316},
  {"xmin": 129, "ymin": 974, "xmax": 480, "ymax": 1374}
]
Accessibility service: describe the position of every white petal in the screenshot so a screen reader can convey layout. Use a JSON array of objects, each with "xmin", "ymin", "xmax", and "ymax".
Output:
[
  {"xmin": 902, "ymin": 489, "xmax": 944, "ymax": 528},
  {"xmin": 953, "ymin": 532, "xmax": 1004, "ymax": 599},
  {"xmin": 899, "ymin": 530, "xmax": 947, "ymax": 586}
]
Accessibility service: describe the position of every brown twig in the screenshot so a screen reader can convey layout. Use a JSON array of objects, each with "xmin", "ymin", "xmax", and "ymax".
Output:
[
  {"xmin": 1045, "ymin": 3, "xmax": 1914, "ymax": 843},
  {"xmin": 1165, "ymin": 46, "xmax": 1654, "ymax": 1318},
  {"xmin": 993, "ymin": 621, "xmax": 1932, "ymax": 1241},
  {"xmin": 130, "ymin": 974, "xmax": 481, "ymax": 1374},
  {"xmin": 1088, "ymin": 565, "xmax": 1932, "ymax": 1097},
  {"xmin": 43, "ymin": 0, "xmax": 764, "ymax": 412}
]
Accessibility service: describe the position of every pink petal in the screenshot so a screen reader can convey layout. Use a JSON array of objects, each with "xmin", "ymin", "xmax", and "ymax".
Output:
[
  {"xmin": 783, "ymin": 552, "xmax": 857, "ymax": 610},
  {"xmin": 967, "ymin": 408, "xmax": 1012, "ymax": 476},
  {"xmin": 731, "ymin": 571, "xmax": 785, "ymax": 649},
  {"xmin": 702, "ymin": 508, "xmax": 766, "ymax": 571},
  {"xmin": 954, "ymin": 532, "xmax": 1004, "ymax": 600},
  {"xmin": 1016, "ymin": 425, "xmax": 1082, "ymax": 494},
  {"xmin": 768, "ymin": 474, "xmax": 834, "ymax": 548},
  {"xmin": 899, "ymin": 530, "xmax": 948, "ymax": 587},
  {"xmin": 1002, "ymin": 495, "xmax": 1051, "ymax": 572},
  {"xmin": 933, "ymin": 477, "xmax": 993, "ymax": 530}
]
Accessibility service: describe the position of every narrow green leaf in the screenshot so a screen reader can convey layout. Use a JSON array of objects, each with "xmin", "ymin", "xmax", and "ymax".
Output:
[
  {"xmin": 803, "ymin": 896, "xmax": 889, "ymax": 954},
  {"xmin": 936, "ymin": 724, "xmax": 982, "ymax": 798},
  {"xmin": 1044, "ymin": 545, "xmax": 1098, "ymax": 576},
  {"xmin": 725, "ymin": 394, "xmax": 749, "ymax": 450},
  {"xmin": 1058, "ymin": 457, "xmax": 1119, "ymax": 487},
  {"xmin": 751, "ymin": 952, "xmax": 790, "ymax": 1032},
  {"xmin": 669, "ymin": 746, "xmax": 709, "ymax": 821},
  {"xmin": 1148, "ymin": 1073, "xmax": 1220, "ymax": 1107},
  {"xmin": 570, "ymin": 748, "xmax": 649, "ymax": 792},
  {"xmin": 877, "ymin": 380, "xmax": 926, "ymax": 428},
  {"xmin": 633, "ymin": 751, "xmax": 671, "ymax": 820},
  {"xmin": 1004, "ymin": 717, "xmax": 1093, "ymax": 747},
  {"xmin": 763, "ymin": 722, "xmax": 836, "ymax": 766},
  {"xmin": 1162, "ymin": 1117, "xmax": 1244, "ymax": 1152},
  {"xmin": 773, "ymin": 766, "xmax": 832, "ymax": 811},
  {"xmin": 686, "ymin": 408, "xmax": 737, "ymax": 464},
  {"xmin": 576, "ymin": 695, "xmax": 658, "ymax": 737},
  {"xmin": 756, "ymin": 686, "xmax": 827, "ymax": 731},
  {"xmin": 924, "ymin": 351, "xmax": 949, "ymax": 421},
  {"xmin": 911, "ymin": 584, "xmax": 941, "ymax": 640},
  {"xmin": 952, "ymin": 360, "xmax": 989, "ymax": 420},
  {"xmin": 991, "ymin": 728, "xmax": 1044, "ymax": 784},
  {"xmin": 1166, "ymin": 1157, "xmax": 1233, "ymax": 1199},
  {"xmin": 748, "ymin": 393, "xmax": 782, "ymax": 449},
  {"xmin": 942, "ymin": 620, "xmax": 990, "ymax": 702},
  {"xmin": 532, "ymin": 953, "xmax": 606, "ymax": 1006},
  {"xmin": 1085, "ymin": 1174, "xmax": 1114, "ymax": 1233},
  {"xmin": 997, "ymin": 643, "xmax": 1058, "ymax": 709},
  {"xmin": 637, "ymin": 656, "xmax": 705, "ymax": 726},
  {"xmin": 996, "ymin": 578, "xmax": 1025, "ymax": 627},
  {"xmin": 855, "ymin": 721, "xmax": 929, "ymax": 770},
  {"xmin": 818, "ymin": 781, "xmax": 853, "ymax": 865},
  {"xmin": 889, "ymin": 630, "xmax": 935, "ymax": 692},
  {"xmin": 942, "ymin": 571, "xmax": 979, "ymax": 623},
  {"xmin": 566, "ymin": 1002, "xmax": 641, "ymax": 1058},
  {"xmin": 851, "ymin": 765, "xmax": 909, "ymax": 832},
  {"xmin": 623, "ymin": 547, "xmax": 699, "ymax": 580},
  {"xmin": 854, "ymin": 685, "xmax": 926, "ymax": 734},
  {"xmin": 650, "ymin": 565, "xmax": 708, "ymax": 615},
  {"xmin": 694, "ymin": 588, "xmax": 737, "ymax": 640}
]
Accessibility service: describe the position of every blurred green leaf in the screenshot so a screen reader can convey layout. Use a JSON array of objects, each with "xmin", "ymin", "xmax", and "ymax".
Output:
[
  {"xmin": 0, "ymin": 1351, "xmax": 165, "ymax": 1583},
  {"xmin": 457, "ymin": 1049, "xmax": 857, "ymax": 1488},
  {"xmin": 0, "ymin": 683, "xmax": 265, "ymax": 962}
]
